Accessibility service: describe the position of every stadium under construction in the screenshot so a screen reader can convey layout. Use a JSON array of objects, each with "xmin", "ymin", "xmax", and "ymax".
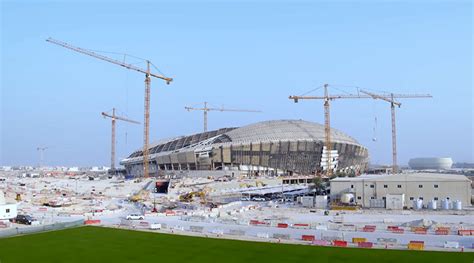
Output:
[{"xmin": 120, "ymin": 120, "xmax": 369, "ymax": 177}]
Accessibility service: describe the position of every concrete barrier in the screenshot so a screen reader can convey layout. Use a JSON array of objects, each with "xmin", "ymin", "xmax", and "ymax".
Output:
[
  {"xmin": 312, "ymin": 240, "xmax": 330, "ymax": 246},
  {"xmin": 189, "ymin": 226, "xmax": 204, "ymax": 233},
  {"xmin": 377, "ymin": 238, "xmax": 397, "ymax": 246},
  {"xmin": 228, "ymin": 229, "xmax": 245, "ymax": 236},
  {"xmin": 273, "ymin": 233, "xmax": 290, "ymax": 240}
]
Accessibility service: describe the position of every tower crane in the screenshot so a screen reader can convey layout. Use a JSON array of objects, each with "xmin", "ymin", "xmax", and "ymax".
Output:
[
  {"xmin": 290, "ymin": 84, "xmax": 370, "ymax": 177},
  {"xmin": 289, "ymin": 84, "xmax": 431, "ymax": 176},
  {"xmin": 101, "ymin": 108, "xmax": 140, "ymax": 174},
  {"xmin": 359, "ymin": 90, "xmax": 432, "ymax": 174},
  {"xmin": 184, "ymin": 102, "xmax": 261, "ymax": 132},
  {"xmin": 46, "ymin": 38, "xmax": 173, "ymax": 178},
  {"xmin": 36, "ymin": 146, "xmax": 49, "ymax": 168}
]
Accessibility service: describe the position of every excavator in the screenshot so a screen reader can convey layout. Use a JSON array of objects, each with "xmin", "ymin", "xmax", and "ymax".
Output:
[
  {"xmin": 255, "ymin": 180, "xmax": 267, "ymax": 187},
  {"xmin": 129, "ymin": 189, "xmax": 150, "ymax": 202},
  {"xmin": 179, "ymin": 191, "xmax": 206, "ymax": 203}
]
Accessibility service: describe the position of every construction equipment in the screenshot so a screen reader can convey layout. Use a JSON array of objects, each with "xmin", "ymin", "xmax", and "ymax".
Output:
[
  {"xmin": 46, "ymin": 38, "xmax": 173, "ymax": 178},
  {"xmin": 185, "ymin": 102, "xmax": 261, "ymax": 132},
  {"xmin": 36, "ymin": 146, "xmax": 48, "ymax": 168},
  {"xmin": 289, "ymin": 84, "xmax": 431, "ymax": 176},
  {"xmin": 101, "ymin": 108, "xmax": 140, "ymax": 174},
  {"xmin": 290, "ymin": 84, "xmax": 369, "ymax": 176},
  {"xmin": 179, "ymin": 191, "xmax": 206, "ymax": 203},
  {"xmin": 359, "ymin": 90, "xmax": 432, "ymax": 173},
  {"xmin": 255, "ymin": 180, "xmax": 267, "ymax": 187},
  {"xmin": 129, "ymin": 189, "xmax": 150, "ymax": 202}
]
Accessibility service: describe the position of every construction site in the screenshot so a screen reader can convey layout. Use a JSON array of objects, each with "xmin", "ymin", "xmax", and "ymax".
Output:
[
  {"xmin": 0, "ymin": 37, "xmax": 472, "ymax": 254},
  {"xmin": 1, "ymin": 2, "xmax": 472, "ymax": 262}
]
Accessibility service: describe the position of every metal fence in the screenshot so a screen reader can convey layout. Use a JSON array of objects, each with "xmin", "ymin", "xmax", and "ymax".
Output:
[{"xmin": 0, "ymin": 219, "xmax": 84, "ymax": 238}]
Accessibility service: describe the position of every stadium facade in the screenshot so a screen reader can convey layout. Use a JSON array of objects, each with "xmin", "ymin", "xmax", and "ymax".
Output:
[{"xmin": 120, "ymin": 120, "xmax": 369, "ymax": 177}]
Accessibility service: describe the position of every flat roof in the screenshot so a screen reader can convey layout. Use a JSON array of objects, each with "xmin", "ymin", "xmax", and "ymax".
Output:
[{"xmin": 330, "ymin": 172, "xmax": 471, "ymax": 183}]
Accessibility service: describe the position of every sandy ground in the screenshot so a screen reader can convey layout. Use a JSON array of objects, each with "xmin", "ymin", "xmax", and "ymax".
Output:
[{"xmin": 1, "ymin": 174, "xmax": 473, "ymax": 251}]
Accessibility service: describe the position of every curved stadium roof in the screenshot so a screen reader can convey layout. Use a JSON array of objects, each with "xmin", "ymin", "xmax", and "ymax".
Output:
[{"xmin": 126, "ymin": 120, "xmax": 361, "ymax": 158}]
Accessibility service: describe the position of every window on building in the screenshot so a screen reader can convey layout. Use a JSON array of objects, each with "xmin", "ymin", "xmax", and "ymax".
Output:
[
  {"xmin": 383, "ymin": 185, "xmax": 388, "ymax": 188},
  {"xmin": 370, "ymin": 196, "xmax": 375, "ymax": 199},
  {"xmin": 434, "ymin": 184, "xmax": 439, "ymax": 188},
  {"xmin": 357, "ymin": 196, "xmax": 361, "ymax": 200},
  {"xmin": 6, "ymin": 209, "xmax": 10, "ymax": 213},
  {"xmin": 434, "ymin": 197, "xmax": 438, "ymax": 201},
  {"xmin": 419, "ymin": 197, "xmax": 424, "ymax": 200},
  {"xmin": 382, "ymin": 197, "xmax": 386, "ymax": 200},
  {"xmin": 418, "ymin": 185, "xmax": 423, "ymax": 188},
  {"xmin": 351, "ymin": 185, "xmax": 354, "ymax": 189},
  {"xmin": 370, "ymin": 185, "xmax": 374, "ymax": 188},
  {"xmin": 409, "ymin": 197, "xmax": 414, "ymax": 200},
  {"xmin": 397, "ymin": 185, "xmax": 402, "ymax": 188}
]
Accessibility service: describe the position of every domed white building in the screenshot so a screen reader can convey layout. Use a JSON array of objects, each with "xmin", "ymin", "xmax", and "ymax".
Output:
[
  {"xmin": 121, "ymin": 120, "xmax": 369, "ymax": 177},
  {"xmin": 408, "ymin": 157, "xmax": 453, "ymax": 170}
]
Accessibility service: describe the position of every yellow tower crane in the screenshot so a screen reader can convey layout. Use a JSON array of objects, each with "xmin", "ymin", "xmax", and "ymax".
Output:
[
  {"xmin": 46, "ymin": 38, "xmax": 173, "ymax": 178},
  {"xmin": 184, "ymin": 102, "xmax": 261, "ymax": 132},
  {"xmin": 359, "ymin": 90, "xmax": 432, "ymax": 173},
  {"xmin": 101, "ymin": 108, "xmax": 140, "ymax": 174},
  {"xmin": 289, "ymin": 84, "xmax": 432, "ymax": 176}
]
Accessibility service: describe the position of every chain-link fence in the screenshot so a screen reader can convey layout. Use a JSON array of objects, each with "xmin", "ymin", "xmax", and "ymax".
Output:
[{"xmin": 0, "ymin": 219, "xmax": 84, "ymax": 238}]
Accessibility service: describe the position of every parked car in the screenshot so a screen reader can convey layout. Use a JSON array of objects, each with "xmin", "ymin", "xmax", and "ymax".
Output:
[
  {"xmin": 126, "ymin": 214, "xmax": 144, "ymax": 220},
  {"xmin": 251, "ymin": 197, "xmax": 266, "ymax": 202},
  {"xmin": 12, "ymin": 215, "xmax": 35, "ymax": 225}
]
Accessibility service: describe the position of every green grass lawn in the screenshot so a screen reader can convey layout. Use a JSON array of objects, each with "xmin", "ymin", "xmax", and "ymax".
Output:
[{"xmin": 0, "ymin": 226, "xmax": 472, "ymax": 263}]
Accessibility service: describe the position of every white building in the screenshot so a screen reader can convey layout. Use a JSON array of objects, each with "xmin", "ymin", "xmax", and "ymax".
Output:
[
  {"xmin": 0, "ymin": 192, "xmax": 17, "ymax": 220},
  {"xmin": 330, "ymin": 173, "xmax": 472, "ymax": 209}
]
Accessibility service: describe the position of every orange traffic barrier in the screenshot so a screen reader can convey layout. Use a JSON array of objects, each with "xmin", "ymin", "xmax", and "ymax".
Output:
[
  {"xmin": 358, "ymin": 242, "xmax": 373, "ymax": 248},
  {"xmin": 408, "ymin": 241, "xmax": 424, "ymax": 250},
  {"xmin": 84, "ymin": 219, "xmax": 101, "ymax": 225},
  {"xmin": 333, "ymin": 240, "xmax": 348, "ymax": 247},
  {"xmin": 458, "ymin": 230, "xmax": 472, "ymax": 236},
  {"xmin": 435, "ymin": 229, "xmax": 449, "ymax": 235},
  {"xmin": 352, "ymin": 237, "xmax": 367, "ymax": 243},
  {"xmin": 302, "ymin": 235, "xmax": 315, "ymax": 241}
]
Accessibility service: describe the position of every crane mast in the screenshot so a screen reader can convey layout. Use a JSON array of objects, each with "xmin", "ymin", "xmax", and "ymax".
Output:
[
  {"xmin": 47, "ymin": 38, "xmax": 172, "ymax": 178},
  {"xmin": 185, "ymin": 102, "xmax": 261, "ymax": 132},
  {"xmin": 102, "ymin": 108, "xmax": 140, "ymax": 173},
  {"xmin": 359, "ymin": 89, "xmax": 432, "ymax": 174},
  {"xmin": 290, "ymin": 84, "xmax": 431, "ymax": 176}
]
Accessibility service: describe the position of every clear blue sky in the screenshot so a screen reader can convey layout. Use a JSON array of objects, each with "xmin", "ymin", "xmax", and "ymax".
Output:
[{"xmin": 1, "ymin": 0, "xmax": 472, "ymax": 167}]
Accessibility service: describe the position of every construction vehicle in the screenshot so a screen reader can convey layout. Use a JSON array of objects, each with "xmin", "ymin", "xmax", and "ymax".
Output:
[
  {"xmin": 239, "ymin": 183, "xmax": 252, "ymax": 188},
  {"xmin": 185, "ymin": 102, "xmax": 261, "ymax": 132},
  {"xmin": 255, "ymin": 180, "xmax": 267, "ymax": 187},
  {"xmin": 101, "ymin": 108, "xmax": 140, "ymax": 174},
  {"xmin": 289, "ymin": 84, "xmax": 431, "ymax": 175},
  {"xmin": 46, "ymin": 38, "xmax": 172, "ymax": 178},
  {"xmin": 129, "ymin": 189, "xmax": 150, "ymax": 202},
  {"xmin": 179, "ymin": 191, "xmax": 206, "ymax": 203}
]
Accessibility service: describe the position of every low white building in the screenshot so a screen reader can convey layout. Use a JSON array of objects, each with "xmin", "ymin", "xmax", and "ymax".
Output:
[
  {"xmin": 330, "ymin": 173, "xmax": 472, "ymax": 209},
  {"xmin": 0, "ymin": 191, "xmax": 17, "ymax": 220}
]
